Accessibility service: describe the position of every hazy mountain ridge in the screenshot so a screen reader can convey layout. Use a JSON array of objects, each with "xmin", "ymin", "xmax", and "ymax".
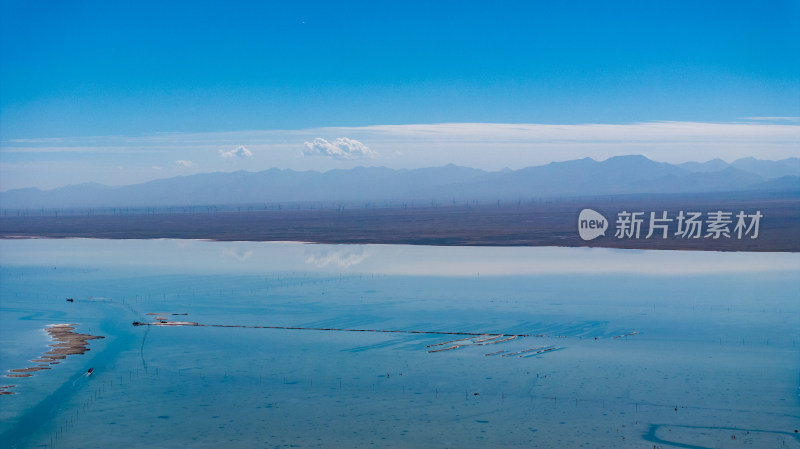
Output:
[{"xmin": 2, "ymin": 156, "xmax": 798, "ymax": 209}]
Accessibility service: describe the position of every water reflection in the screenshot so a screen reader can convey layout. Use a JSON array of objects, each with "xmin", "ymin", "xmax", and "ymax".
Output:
[{"xmin": 1, "ymin": 238, "xmax": 798, "ymax": 276}]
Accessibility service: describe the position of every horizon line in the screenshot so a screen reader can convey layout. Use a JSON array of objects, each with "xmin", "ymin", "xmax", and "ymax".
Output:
[{"xmin": 3, "ymin": 153, "xmax": 799, "ymax": 193}]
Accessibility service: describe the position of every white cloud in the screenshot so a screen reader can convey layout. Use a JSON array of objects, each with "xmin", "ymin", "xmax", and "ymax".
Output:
[
  {"xmin": 152, "ymin": 165, "xmax": 163, "ymax": 170},
  {"xmin": 220, "ymin": 145, "xmax": 253, "ymax": 159},
  {"xmin": 175, "ymin": 160, "xmax": 195, "ymax": 168},
  {"xmin": 305, "ymin": 247, "xmax": 370, "ymax": 268},
  {"xmin": 303, "ymin": 137, "xmax": 377, "ymax": 160}
]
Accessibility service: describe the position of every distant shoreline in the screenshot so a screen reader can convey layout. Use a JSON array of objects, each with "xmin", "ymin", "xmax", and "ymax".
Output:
[{"xmin": 2, "ymin": 195, "xmax": 798, "ymax": 252}]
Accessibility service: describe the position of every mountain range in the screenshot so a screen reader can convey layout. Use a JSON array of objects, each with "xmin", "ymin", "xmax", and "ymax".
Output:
[{"xmin": 2, "ymin": 155, "xmax": 798, "ymax": 210}]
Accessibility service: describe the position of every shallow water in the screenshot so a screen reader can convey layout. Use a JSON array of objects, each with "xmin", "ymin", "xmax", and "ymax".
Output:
[{"xmin": 1, "ymin": 239, "xmax": 798, "ymax": 448}]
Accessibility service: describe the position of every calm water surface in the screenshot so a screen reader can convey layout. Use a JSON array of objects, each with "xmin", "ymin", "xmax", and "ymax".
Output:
[{"xmin": 1, "ymin": 239, "xmax": 799, "ymax": 448}]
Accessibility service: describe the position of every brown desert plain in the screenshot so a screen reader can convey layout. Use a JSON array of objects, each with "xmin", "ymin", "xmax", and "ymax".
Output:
[{"xmin": 1, "ymin": 192, "xmax": 797, "ymax": 251}]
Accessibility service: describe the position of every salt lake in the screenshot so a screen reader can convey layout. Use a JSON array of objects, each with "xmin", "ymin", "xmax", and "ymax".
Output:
[{"xmin": 1, "ymin": 239, "xmax": 798, "ymax": 448}]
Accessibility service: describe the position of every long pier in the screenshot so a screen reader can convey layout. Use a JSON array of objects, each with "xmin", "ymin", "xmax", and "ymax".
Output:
[{"xmin": 131, "ymin": 320, "xmax": 535, "ymax": 337}]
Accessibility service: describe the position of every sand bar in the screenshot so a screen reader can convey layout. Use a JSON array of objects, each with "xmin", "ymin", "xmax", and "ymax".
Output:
[{"xmin": 2, "ymin": 323, "xmax": 104, "ymax": 395}]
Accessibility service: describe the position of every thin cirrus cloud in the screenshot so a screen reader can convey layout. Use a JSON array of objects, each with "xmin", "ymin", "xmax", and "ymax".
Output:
[
  {"xmin": 740, "ymin": 116, "xmax": 800, "ymax": 122},
  {"xmin": 220, "ymin": 145, "xmax": 253, "ymax": 159},
  {"xmin": 332, "ymin": 121, "xmax": 800, "ymax": 143},
  {"xmin": 303, "ymin": 137, "xmax": 377, "ymax": 160},
  {"xmin": 5, "ymin": 121, "xmax": 798, "ymax": 156}
]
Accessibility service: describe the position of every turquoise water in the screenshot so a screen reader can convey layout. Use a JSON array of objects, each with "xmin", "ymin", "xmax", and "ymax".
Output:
[{"xmin": 1, "ymin": 239, "xmax": 799, "ymax": 448}]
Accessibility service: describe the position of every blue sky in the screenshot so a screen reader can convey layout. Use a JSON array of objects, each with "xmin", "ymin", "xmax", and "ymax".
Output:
[{"xmin": 1, "ymin": 0, "xmax": 799, "ymax": 189}]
